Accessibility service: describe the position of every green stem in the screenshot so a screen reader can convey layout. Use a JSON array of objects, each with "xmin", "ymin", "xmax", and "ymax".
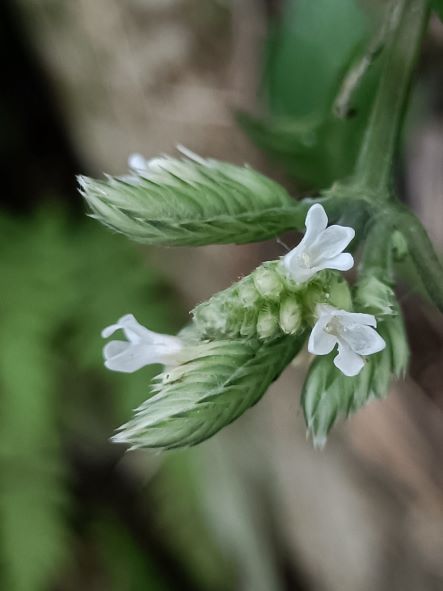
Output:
[{"xmin": 351, "ymin": 0, "xmax": 430, "ymax": 199}]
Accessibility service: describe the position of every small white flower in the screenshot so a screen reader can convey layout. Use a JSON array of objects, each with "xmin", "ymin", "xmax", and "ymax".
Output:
[
  {"xmin": 283, "ymin": 203, "xmax": 355, "ymax": 283},
  {"xmin": 102, "ymin": 314, "xmax": 183, "ymax": 373},
  {"xmin": 308, "ymin": 304, "xmax": 386, "ymax": 377}
]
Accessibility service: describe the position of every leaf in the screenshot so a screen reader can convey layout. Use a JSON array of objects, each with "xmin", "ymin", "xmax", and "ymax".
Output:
[
  {"xmin": 301, "ymin": 311, "xmax": 409, "ymax": 446},
  {"xmin": 240, "ymin": 0, "xmax": 383, "ymax": 187},
  {"xmin": 79, "ymin": 150, "xmax": 307, "ymax": 246},
  {"xmin": 113, "ymin": 334, "xmax": 306, "ymax": 450}
]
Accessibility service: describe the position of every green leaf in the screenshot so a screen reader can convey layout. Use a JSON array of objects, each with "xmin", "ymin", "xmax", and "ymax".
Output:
[
  {"xmin": 113, "ymin": 334, "xmax": 306, "ymax": 450},
  {"xmin": 79, "ymin": 150, "xmax": 307, "ymax": 246},
  {"xmin": 240, "ymin": 0, "xmax": 383, "ymax": 187},
  {"xmin": 301, "ymin": 311, "xmax": 409, "ymax": 446}
]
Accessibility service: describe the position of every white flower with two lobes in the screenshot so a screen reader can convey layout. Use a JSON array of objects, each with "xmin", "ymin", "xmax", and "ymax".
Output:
[
  {"xmin": 309, "ymin": 304, "xmax": 386, "ymax": 376},
  {"xmin": 283, "ymin": 203, "xmax": 355, "ymax": 284},
  {"xmin": 102, "ymin": 314, "xmax": 183, "ymax": 373}
]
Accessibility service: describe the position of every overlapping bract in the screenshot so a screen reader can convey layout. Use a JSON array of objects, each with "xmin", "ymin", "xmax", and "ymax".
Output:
[
  {"xmin": 113, "ymin": 334, "xmax": 306, "ymax": 450},
  {"xmin": 79, "ymin": 153, "xmax": 309, "ymax": 246}
]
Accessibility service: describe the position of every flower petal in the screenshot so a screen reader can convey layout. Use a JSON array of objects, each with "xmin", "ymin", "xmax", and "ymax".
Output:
[
  {"xmin": 116, "ymin": 314, "xmax": 157, "ymax": 344},
  {"xmin": 334, "ymin": 310, "xmax": 377, "ymax": 327},
  {"xmin": 308, "ymin": 323, "xmax": 337, "ymax": 355},
  {"xmin": 103, "ymin": 340, "xmax": 129, "ymax": 359},
  {"xmin": 128, "ymin": 153, "xmax": 148, "ymax": 171},
  {"xmin": 104, "ymin": 343, "xmax": 158, "ymax": 373},
  {"xmin": 282, "ymin": 251, "xmax": 317, "ymax": 283},
  {"xmin": 309, "ymin": 225, "xmax": 355, "ymax": 260},
  {"xmin": 304, "ymin": 203, "xmax": 328, "ymax": 243},
  {"xmin": 334, "ymin": 343, "xmax": 365, "ymax": 376},
  {"xmin": 342, "ymin": 325, "xmax": 386, "ymax": 355},
  {"xmin": 323, "ymin": 252, "xmax": 354, "ymax": 272}
]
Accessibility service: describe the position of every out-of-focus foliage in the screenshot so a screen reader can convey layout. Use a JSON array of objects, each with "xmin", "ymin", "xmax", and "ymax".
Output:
[
  {"xmin": 238, "ymin": 0, "xmax": 383, "ymax": 188},
  {"xmin": 432, "ymin": 0, "xmax": 443, "ymax": 20},
  {"xmin": 0, "ymin": 209, "xmax": 221, "ymax": 591}
]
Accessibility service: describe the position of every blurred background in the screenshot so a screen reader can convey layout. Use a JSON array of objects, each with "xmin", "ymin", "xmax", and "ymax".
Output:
[{"xmin": 1, "ymin": 0, "xmax": 443, "ymax": 590}]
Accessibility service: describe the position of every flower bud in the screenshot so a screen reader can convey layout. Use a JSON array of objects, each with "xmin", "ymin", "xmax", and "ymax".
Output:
[
  {"xmin": 279, "ymin": 296, "xmax": 302, "ymax": 335},
  {"xmin": 238, "ymin": 278, "xmax": 260, "ymax": 307},
  {"xmin": 257, "ymin": 307, "xmax": 279, "ymax": 339},
  {"xmin": 326, "ymin": 275, "xmax": 353, "ymax": 311},
  {"xmin": 253, "ymin": 265, "xmax": 283, "ymax": 301}
]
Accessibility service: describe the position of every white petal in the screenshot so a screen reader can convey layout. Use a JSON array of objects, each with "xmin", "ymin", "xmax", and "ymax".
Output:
[
  {"xmin": 104, "ymin": 344, "xmax": 158, "ymax": 373},
  {"xmin": 308, "ymin": 321, "xmax": 337, "ymax": 355},
  {"xmin": 102, "ymin": 314, "xmax": 150, "ymax": 343},
  {"xmin": 128, "ymin": 153, "xmax": 147, "ymax": 171},
  {"xmin": 282, "ymin": 251, "xmax": 317, "ymax": 283},
  {"xmin": 335, "ymin": 310, "xmax": 377, "ymax": 327},
  {"xmin": 323, "ymin": 252, "xmax": 354, "ymax": 272},
  {"xmin": 117, "ymin": 314, "xmax": 157, "ymax": 344},
  {"xmin": 304, "ymin": 204, "xmax": 328, "ymax": 243},
  {"xmin": 103, "ymin": 340, "xmax": 129, "ymax": 360},
  {"xmin": 101, "ymin": 323, "xmax": 122, "ymax": 339},
  {"xmin": 309, "ymin": 225, "xmax": 355, "ymax": 261},
  {"xmin": 334, "ymin": 343, "xmax": 365, "ymax": 376},
  {"xmin": 342, "ymin": 325, "xmax": 386, "ymax": 355}
]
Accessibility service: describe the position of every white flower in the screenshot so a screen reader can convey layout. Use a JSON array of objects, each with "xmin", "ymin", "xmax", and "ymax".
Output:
[
  {"xmin": 282, "ymin": 203, "xmax": 355, "ymax": 283},
  {"xmin": 127, "ymin": 147, "xmax": 207, "ymax": 183},
  {"xmin": 308, "ymin": 304, "xmax": 386, "ymax": 377},
  {"xmin": 101, "ymin": 314, "xmax": 183, "ymax": 373}
]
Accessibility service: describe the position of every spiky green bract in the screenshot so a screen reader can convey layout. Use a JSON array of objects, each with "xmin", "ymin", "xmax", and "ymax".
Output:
[
  {"xmin": 301, "ymin": 309, "xmax": 409, "ymax": 447},
  {"xmin": 78, "ymin": 153, "xmax": 309, "ymax": 246},
  {"xmin": 193, "ymin": 262, "xmax": 352, "ymax": 341},
  {"xmin": 113, "ymin": 334, "xmax": 306, "ymax": 450}
]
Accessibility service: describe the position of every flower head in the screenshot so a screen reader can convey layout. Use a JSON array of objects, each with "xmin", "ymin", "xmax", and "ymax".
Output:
[
  {"xmin": 283, "ymin": 203, "xmax": 355, "ymax": 283},
  {"xmin": 308, "ymin": 304, "xmax": 386, "ymax": 377},
  {"xmin": 102, "ymin": 314, "xmax": 183, "ymax": 373}
]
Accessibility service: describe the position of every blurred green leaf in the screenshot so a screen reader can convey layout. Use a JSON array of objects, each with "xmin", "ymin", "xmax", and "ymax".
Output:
[
  {"xmin": 94, "ymin": 515, "xmax": 171, "ymax": 591},
  {"xmin": 0, "ymin": 209, "xmax": 181, "ymax": 589},
  {"xmin": 240, "ymin": 0, "xmax": 384, "ymax": 187},
  {"xmin": 432, "ymin": 1, "xmax": 443, "ymax": 19}
]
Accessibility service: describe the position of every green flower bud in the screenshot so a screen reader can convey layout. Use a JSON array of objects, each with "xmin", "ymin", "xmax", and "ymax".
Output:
[
  {"xmin": 193, "ymin": 262, "xmax": 350, "ymax": 342},
  {"xmin": 279, "ymin": 296, "xmax": 302, "ymax": 335},
  {"xmin": 326, "ymin": 274, "xmax": 353, "ymax": 311},
  {"xmin": 257, "ymin": 307, "xmax": 279, "ymax": 339},
  {"xmin": 253, "ymin": 264, "xmax": 283, "ymax": 301},
  {"xmin": 238, "ymin": 278, "xmax": 260, "ymax": 307}
]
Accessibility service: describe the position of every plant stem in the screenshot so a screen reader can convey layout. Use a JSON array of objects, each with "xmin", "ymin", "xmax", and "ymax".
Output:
[{"xmin": 351, "ymin": 0, "xmax": 430, "ymax": 199}]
